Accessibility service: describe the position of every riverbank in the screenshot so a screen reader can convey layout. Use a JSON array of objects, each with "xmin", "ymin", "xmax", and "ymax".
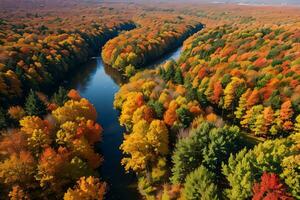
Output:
[
  {"xmin": 101, "ymin": 19, "xmax": 204, "ymax": 77},
  {"xmin": 60, "ymin": 46, "xmax": 183, "ymax": 199}
]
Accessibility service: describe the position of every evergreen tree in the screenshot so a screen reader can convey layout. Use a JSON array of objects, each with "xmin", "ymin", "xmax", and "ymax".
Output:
[
  {"xmin": 165, "ymin": 60, "xmax": 176, "ymax": 81},
  {"xmin": 196, "ymin": 89, "xmax": 208, "ymax": 106},
  {"xmin": 25, "ymin": 90, "xmax": 47, "ymax": 116},
  {"xmin": 52, "ymin": 87, "xmax": 69, "ymax": 106},
  {"xmin": 171, "ymin": 122, "xmax": 241, "ymax": 184},
  {"xmin": 184, "ymin": 74, "xmax": 193, "ymax": 89},
  {"xmin": 184, "ymin": 75, "xmax": 199, "ymax": 102},
  {"xmin": 38, "ymin": 53, "xmax": 47, "ymax": 66},
  {"xmin": 183, "ymin": 165, "xmax": 219, "ymax": 200},
  {"xmin": 221, "ymin": 74, "xmax": 232, "ymax": 87},
  {"xmin": 15, "ymin": 66, "xmax": 30, "ymax": 92},
  {"xmin": 171, "ymin": 122, "xmax": 213, "ymax": 184},
  {"xmin": 174, "ymin": 68, "xmax": 183, "ymax": 84},
  {"xmin": 159, "ymin": 67, "xmax": 166, "ymax": 80},
  {"xmin": 0, "ymin": 108, "xmax": 8, "ymax": 130},
  {"xmin": 294, "ymin": 115, "xmax": 300, "ymax": 133},
  {"xmin": 266, "ymin": 90, "xmax": 281, "ymax": 109},
  {"xmin": 147, "ymin": 100, "xmax": 164, "ymax": 119},
  {"xmin": 176, "ymin": 107, "xmax": 193, "ymax": 128}
]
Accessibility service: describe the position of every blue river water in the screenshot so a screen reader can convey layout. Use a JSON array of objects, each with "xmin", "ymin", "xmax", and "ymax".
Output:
[{"xmin": 63, "ymin": 47, "xmax": 182, "ymax": 199}]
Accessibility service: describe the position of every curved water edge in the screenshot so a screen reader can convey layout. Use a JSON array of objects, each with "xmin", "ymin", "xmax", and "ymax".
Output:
[{"xmin": 62, "ymin": 46, "xmax": 183, "ymax": 199}]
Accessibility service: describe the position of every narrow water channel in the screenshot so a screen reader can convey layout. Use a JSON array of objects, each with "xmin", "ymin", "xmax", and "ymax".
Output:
[{"xmin": 62, "ymin": 47, "xmax": 182, "ymax": 200}]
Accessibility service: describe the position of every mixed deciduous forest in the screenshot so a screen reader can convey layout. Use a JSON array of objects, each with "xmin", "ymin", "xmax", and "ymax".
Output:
[{"xmin": 0, "ymin": 0, "xmax": 299, "ymax": 200}]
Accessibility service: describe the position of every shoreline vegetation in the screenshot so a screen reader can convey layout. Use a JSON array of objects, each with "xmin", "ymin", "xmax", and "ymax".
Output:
[
  {"xmin": 114, "ymin": 23, "xmax": 300, "ymax": 198},
  {"xmin": 0, "ymin": 21, "xmax": 136, "ymax": 114},
  {"xmin": 101, "ymin": 21, "xmax": 204, "ymax": 77}
]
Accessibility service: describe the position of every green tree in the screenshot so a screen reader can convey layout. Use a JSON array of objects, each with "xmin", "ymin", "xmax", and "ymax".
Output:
[
  {"xmin": 125, "ymin": 64, "xmax": 136, "ymax": 77},
  {"xmin": 176, "ymin": 107, "xmax": 193, "ymax": 128},
  {"xmin": 159, "ymin": 67, "xmax": 166, "ymax": 81},
  {"xmin": 266, "ymin": 90, "xmax": 281, "ymax": 109},
  {"xmin": 221, "ymin": 74, "xmax": 231, "ymax": 87},
  {"xmin": 113, "ymin": 55, "xmax": 127, "ymax": 70},
  {"xmin": 52, "ymin": 87, "xmax": 69, "ymax": 106},
  {"xmin": 147, "ymin": 100, "xmax": 164, "ymax": 119},
  {"xmin": 164, "ymin": 60, "xmax": 176, "ymax": 81},
  {"xmin": 171, "ymin": 122, "xmax": 241, "ymax": 184},
  {"xmin": 174, "ymin": 68, "xmax": 183, "ymax": 84},
  {"xmin": 25, "ymin": 90, "xmax": 47, "ymax": 116},
  {"xmin": 183, "ymin": 165, "xmax": 219, "ymax": 200},
  {"xmin": 222, "ymin": 137, "xmax": 297, "ymax": 200}
]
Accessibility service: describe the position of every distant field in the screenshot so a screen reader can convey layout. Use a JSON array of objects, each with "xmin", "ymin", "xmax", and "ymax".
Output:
[{"xmin": 214, "ymin": 0, "xmax": 300, "ymax": 5}]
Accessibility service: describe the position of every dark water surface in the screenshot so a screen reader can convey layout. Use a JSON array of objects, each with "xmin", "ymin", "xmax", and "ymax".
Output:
[{"xmin": 63, "ymin": 47, "xmax": 182, "ymax": 200}]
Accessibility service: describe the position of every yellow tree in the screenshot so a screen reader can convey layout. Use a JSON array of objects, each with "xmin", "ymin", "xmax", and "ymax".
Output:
[
  {"xmin": 132, "ymin": 105, "xmax": 154, "ymax": 124},
  {"xmin": 0, "ymin": 151, "xmax": 36, "ymax": 190},
  {"xmin": 56, "ymin": 121, "xmax": 79, "ymax": 146},
  {"xmin": 56, "ymin": 119, "xmax": 102, "ymax": 147},
  {"xmin": 19, "ymin": 116, "xmax": 51, "ymax": 136},
  {"xmin": 120, "ymin": 120, "xmax": 168, "ymax": 181},
  {"xmin": 253, "ymin": 113, "xmax": 265, "ymax": 136},
  {"xmin": 72, "ymin": 137, "xmax": 103, "ymax": 169},
  {"xmin": 253, "ymin": 106, "xmax": 275, "ymax": 136},
  {"xmin": 223, "ymin": 77, "xmax": 245, "ymax": 110},
  {"xmin": 19, "ymin": 116, "xmax": 52, "ymax": 156},
  {"xmin": 64, "ymin": 176, "xmax": 106, "ymax": 200},
  {"xmin": 52, "ymin": 98, "xmax": 97, "ymax": 124},
  {"xmin": 294, "ymin": 115, "xmax": 300, "ymax": 134},
  {"xmin": 119, "ymin": 92, "xmax": 144, "ymax": 129},
  {"xmin": 235, "ymin": 89, "xmax": 251, "ymax": 119},
  {"xmin": 27, "ymin": 129, "xmax": 51, "ymax": 156},
  {"xmin": 241, "ymin": 105, "xmax": 264, "ymax": 131}
]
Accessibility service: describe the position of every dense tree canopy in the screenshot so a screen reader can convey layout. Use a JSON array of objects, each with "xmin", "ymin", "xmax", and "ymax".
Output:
[
  {"xmin": 222, "ymin": 135, "xmax": 299, "ymax": 199},
  {"xmin": 102, "ymin": 14, "xmax": 203, "ymax": 77},
  {"xmin": 114, "ymin": 11, "xmax": 300, "ymax": 199},
  {"xmin": 1, "ymin": 1, "xmax": 300, "ymax": 199},
  {"xmin": 0, "ymin": 89, "xmax": 104, "ymax": 199},
  {"xmin": 0, "ymin": 4, "xmax": 136, "ymax": 122},
  {"xmin": 177, "ymin": 24, "xmax": 300, "ymax": 138},
  {"xmin": 183, "ymin": 165, "xmax": 220, "ymax": 200},
  {"xmin": 171, "ymin": 122, "xmax": 241, "ymax": 184}
]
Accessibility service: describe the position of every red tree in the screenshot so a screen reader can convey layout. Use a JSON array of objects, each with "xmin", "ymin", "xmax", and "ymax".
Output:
[{"xmin": 252, "ymin": 172, "xmax": 293, "ymax": 200}]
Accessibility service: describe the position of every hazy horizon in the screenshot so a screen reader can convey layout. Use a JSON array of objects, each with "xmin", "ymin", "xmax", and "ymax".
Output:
[
  {"xmin": 1, "ymin": 0, "xmax": 300, "ymax": 7},
  {"xmin": 210, "ymin": 0, "xmax": 300, "ymax": 5},
  {"xmin": 153, "ymin": 0, "xmax": 300, "ymax": 5},
  {"xmin": 115, "ymin": 0, "xmax": 300, "ymax": 5}
]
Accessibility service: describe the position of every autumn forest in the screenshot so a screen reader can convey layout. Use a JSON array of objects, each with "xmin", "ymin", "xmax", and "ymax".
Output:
[{"xmin": 0, "ymin": 0, "xmax": 299, "ymax": 200}]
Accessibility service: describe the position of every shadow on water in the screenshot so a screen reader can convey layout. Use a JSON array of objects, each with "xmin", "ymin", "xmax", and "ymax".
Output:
[
  {"xmin": 103, "ymin": 63, "xmax": 127, "ymax": 86},
  {"xmin": 146, "ymin": 46, "xmax": 182, "ymax": 69},
  {"xmin": 61, "ymin": 46, "xmax": 182, "ymax": 200},
  {"xmin": 63, "ymin": 57, "xmax": 140, "ymax": 200}
]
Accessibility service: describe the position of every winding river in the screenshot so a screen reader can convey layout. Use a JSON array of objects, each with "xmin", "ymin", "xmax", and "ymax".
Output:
[{"xmin": 62, "ymin": 47, "xmax": 182, "ymax": 199}]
